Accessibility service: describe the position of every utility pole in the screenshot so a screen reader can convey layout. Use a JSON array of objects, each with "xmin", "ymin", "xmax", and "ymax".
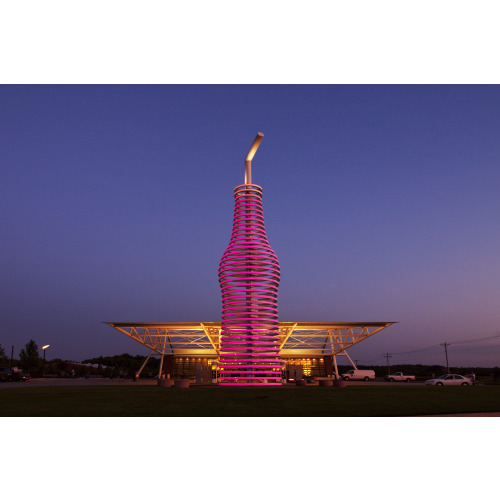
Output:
[
  {"xmin": 384, "ymin": 353, "xmax": 392, "ymax": 375},
  {"xmin": 10, "ymin": 345, "xmax": 14, "ymax": 368},
  {"xmin": 441, "ymin": 343, "xmax": 450, "ymax": 373}
]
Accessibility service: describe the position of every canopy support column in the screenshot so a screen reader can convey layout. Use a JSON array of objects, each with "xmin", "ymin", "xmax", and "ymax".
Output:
[
  {"xmin": 343, "ymin": 350, "xmax": 357, "ymax": 369},
  {"xmin": 333, "ymin": 354, "xmax": 339, "ymax": 379},
  {"xmin": 136, "ymin": 349, "xmax": 155, "ymax": 378},
  {"xmin": 158, "ymin": 353, "xmax": 165, "ymax": 379}
]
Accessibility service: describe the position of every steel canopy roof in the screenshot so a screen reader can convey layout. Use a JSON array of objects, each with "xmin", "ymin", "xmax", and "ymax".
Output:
[{"xmin": 106, "ymin": 321, "xmax": 396, "ymax": 357}]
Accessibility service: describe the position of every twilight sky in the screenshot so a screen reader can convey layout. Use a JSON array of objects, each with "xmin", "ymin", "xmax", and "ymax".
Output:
[{"xmin": 1, "ymin": 84, "xmax": 500, "ymax": 366}]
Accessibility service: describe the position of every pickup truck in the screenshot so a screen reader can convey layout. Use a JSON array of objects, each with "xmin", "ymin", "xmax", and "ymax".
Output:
[{"xmin": 385, "ymin": 372, "xmax": 415, "ymax": 382}]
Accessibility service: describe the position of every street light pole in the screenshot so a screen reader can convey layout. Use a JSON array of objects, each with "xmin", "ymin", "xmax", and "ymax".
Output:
[{"xmin": 42, "ymin": 345, "xmax": 50, "ymax": 376}]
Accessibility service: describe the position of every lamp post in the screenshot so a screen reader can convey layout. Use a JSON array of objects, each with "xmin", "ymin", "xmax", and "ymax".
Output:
[{"xmin": 42, "ymin": 345, "xmax": 50, "ymax": 376}]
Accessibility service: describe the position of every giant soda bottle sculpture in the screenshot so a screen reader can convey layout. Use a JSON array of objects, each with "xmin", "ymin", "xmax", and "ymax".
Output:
[{"xmin": 218, "ymin": 133, "xmax": 281, "ymax": 385}]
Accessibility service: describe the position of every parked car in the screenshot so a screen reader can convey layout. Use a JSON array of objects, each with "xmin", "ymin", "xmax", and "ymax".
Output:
[
  {"xmin": 0, "ymin": 367, "xmax": 14, "ymax": 382},
  {"xmin": 13, "ymin": 370, "xmax": 31, "ymax": 382},
  {"xmin": 342, "ymin": 369, "xmax": 376, "ymax": 381},
  {"xmin": 0, "ymin": 367, "xmax": 30, "ymax": 382},
  {"xmin": 425, "ymin": 374, "xmax": 471, "ymax": 386},
  {"xmin": 385, "ymin": 372, "xmax": 415, "ymax": 382}
]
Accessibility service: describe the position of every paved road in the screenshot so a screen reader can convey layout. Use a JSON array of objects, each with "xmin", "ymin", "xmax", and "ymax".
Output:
[
  {"xmin": 0, "ymin": 377, "xmax": 156, "ymax": 388},
  {"xmin": 419, "ymin": 412, "xmax": 500, "ymax": 417},
  {"xmin": 1, "ymin": 378, "xmax": 426, "ymax": 388}
]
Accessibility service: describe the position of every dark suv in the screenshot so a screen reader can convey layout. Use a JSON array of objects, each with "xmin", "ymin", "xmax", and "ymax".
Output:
[
  {"xmin": 0, "ymin": 367, "xmax": 31, "ymax": 382},
  {"xmin": 0, "ymin": 367, "xmax": 14, "ymax": 381}
]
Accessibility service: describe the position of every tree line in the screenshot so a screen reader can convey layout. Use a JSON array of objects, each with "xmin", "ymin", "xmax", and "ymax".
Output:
[
  {"xmin": 81, "ymin": 354, "xmax": 162, "ymax": 378},
  {"xmin": 0, "ymin": 341, "xmax": 163, "ymax": 378},
  {"xmin": 0, "ymin": 340, "xmax": 43, "ymax": 376}
]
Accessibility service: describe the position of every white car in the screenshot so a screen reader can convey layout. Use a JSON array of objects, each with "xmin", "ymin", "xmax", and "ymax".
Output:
[{"xmin": 425, "ymin": 374, "xmax": 471, "ymax": 386}]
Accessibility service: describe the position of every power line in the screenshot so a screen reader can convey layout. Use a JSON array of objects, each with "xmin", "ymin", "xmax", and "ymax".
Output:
[
  {"xmin": 390, "ymin": 344, "xmax": 442, "ymax": 355},
  {"xmin": 387, "ymin": 333, "xmax": 500, "ymax": 358},
  {"xmin": 446, "ymin": 344, "xmax": 500, "ymax": 353},
  {"xmin": 450, "ymin": 334, "xmax": 500, "ymax": 345},
  {"xmin": 361, "ymin": 354, "xmax": 385, "ymax": 364},
  {"xmin": 351, "ymin": 332, "xmax": 500, "ymax": 365}
]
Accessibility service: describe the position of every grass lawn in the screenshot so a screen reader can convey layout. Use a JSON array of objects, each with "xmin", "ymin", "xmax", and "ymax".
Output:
[{"xmin": 1, "ymin": 384, "xmax": 500, "ymax": 416}]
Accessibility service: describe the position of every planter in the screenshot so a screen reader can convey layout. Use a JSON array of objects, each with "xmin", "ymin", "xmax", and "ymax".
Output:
[
  {"xmin": 333, "ymin": 380, "xmax": 347, "ymax": 388},
  {"xmin": 318, "ymin": 379, "xmax": 333, "ymax": 387},
  {"xmin": 174, "ymin": 379, "xmax": 190, "ymax": 389},
  {"xmin": 158, "ymin": 378, "xmax": 173, "ymax": 387},
  {"xmin": 295, "ymin": 380, "xmax": 307, "ymax": 386}
]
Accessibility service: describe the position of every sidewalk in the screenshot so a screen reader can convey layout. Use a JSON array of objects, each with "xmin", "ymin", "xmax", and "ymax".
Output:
[{"xmin": 418, "ymin": 412, "xmax": 500, "ymax": 417}]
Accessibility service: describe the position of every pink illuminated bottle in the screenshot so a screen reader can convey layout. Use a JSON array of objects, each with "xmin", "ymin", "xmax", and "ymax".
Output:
[{"xmin": 218, "ymin": 133, "xmax": 281, "ymax": 385}]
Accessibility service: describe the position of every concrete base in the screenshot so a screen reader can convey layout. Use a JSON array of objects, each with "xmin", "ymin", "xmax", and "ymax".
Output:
[
  {"xmin": 295, "ymin": 380, "xmax": 307, "ymax": 386},
  {"xmin": 333, "ymin": 380, "xmax": 347, "ymax": 388},
  {"xmin": 174, "ymin": 379, "xmax": 190, "ymax": 389},
  {"xmin": 319, "ymin": 379, "xmax": 333, "ymax": 387},
  {"xmin": 158, "ymin": 379, "xmax": 173, "ymax": 387}
]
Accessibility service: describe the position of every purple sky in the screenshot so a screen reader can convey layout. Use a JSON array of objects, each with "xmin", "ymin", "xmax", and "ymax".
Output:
[{"xmin": 1, "ymin": 84, "xmax": 500, "ymax": 366}]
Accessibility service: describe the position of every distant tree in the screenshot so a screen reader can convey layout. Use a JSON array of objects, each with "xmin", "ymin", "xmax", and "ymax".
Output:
[
  {"xmin": 19, "ymin": 340, "xmax": 41, "ymax": 374},
  {"xmin": 0, "ymin": 344, "xmax": 8, "ymax": 365},
  {"xmin": 81, "ymin": 353, "xmax": 168, "ymax": 378},
  {"xmin": 82, "ymin": 353, "xmax": 147, "ymax": 374}
]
